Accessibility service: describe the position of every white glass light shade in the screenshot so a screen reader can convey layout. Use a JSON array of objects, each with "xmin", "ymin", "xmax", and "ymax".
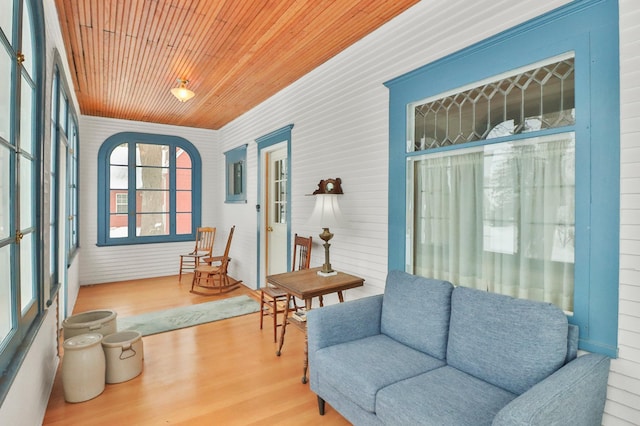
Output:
[
  {"xmin": 308, "ymin": 194, "xmax": 344, "ymax": 228},
  {"xmin": 170, "ymin": 80, "xmax": 195, "ymax": 102}
]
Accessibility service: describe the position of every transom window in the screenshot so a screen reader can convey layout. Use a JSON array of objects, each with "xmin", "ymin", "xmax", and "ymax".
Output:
[
  {"xmin": 97, "ymin": 133, "xmax": 202, "ymax": 245},
  {"xmin": 409, "ymin": 56, "xmax": 575, "ymax": 151}
]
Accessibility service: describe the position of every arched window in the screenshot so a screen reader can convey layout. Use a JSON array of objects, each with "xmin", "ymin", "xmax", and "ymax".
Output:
[{"xmin": 97, "ymin": 132, "xmax": 202, "ymax": 246}]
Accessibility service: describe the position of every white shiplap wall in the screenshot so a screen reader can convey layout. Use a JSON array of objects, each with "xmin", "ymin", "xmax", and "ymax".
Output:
[
  {"xmin": 78, "ymin": 116, "xmax": 220, "ymax": 284},
  {"xmin": 605, "ymin": 1, "xmax": 640, "ymax": 424},
  {"xmin": 218, "ymin": 0, "xmax": 572, "ymax": 299}
]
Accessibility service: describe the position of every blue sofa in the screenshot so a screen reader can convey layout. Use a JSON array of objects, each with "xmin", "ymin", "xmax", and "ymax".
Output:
[{"xmin": 307, "ymin": 270, "xmax": 610, "ymax": 425}]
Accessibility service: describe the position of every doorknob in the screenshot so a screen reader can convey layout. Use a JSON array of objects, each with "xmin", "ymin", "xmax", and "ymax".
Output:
[{"xmin": 267, "ymin": 226, "xmax": 273, "ymax": 232}]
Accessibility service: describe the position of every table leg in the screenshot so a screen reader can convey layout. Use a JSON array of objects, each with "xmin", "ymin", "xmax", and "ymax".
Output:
[
  {"xmin": 302, "ymin": 297, "xmax": 312, "ymax": 384},
  {"xmin": 302, "ymin": 328, "xmax": 308, "ymax": 384},
  {"xmin": 337, "ymin": 291, "xmax": 344, "ymax": 303},
  {"xmin": 276, "ymin": 294, "xmax": 291, "ymax": 356}
]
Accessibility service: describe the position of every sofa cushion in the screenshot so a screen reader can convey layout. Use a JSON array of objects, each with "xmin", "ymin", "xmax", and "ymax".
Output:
[
  {"xmin": 314, "ymin": 334, "xmax": 446, "ymax": 413},
  {"xmin": 381, "ymin": 270, "xmax": 453, "ymax": 359},
  {"xmin": 376, "ymin": 366, "xmax": 517, "ymax": 426},
  {"xmin": 447, "ymin": 286, "xmax": 569, "ymax": 395}
]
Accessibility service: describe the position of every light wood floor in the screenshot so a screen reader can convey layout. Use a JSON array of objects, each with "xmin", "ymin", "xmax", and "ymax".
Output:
[{"xmin": 43, "ymin": 275, "xmax": 351, "ymax": 426}]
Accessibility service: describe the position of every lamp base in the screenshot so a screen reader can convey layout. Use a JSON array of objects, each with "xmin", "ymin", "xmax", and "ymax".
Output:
[{"xmin": 317, "ymin": 270, "xmax": 337, "ymax": 277}]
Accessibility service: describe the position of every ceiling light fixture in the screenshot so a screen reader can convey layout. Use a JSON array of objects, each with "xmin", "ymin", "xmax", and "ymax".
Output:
[{"xmin": 170, "ymin": 78, "xmax": 195, "ymax": 102}]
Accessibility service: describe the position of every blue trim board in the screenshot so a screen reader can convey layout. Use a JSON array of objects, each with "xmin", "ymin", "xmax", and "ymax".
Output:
[
  {"xmin": 255, "ymin": 124, "xmax": 294, "ymax": 285},
  {"xmin": 384, "ymin": 0, "xmax": 619, "ymax": 357},
  {"xmin": 224, "ymin": 144, "xmax": 248, "ymax": 203},
  {"xmin": 96, "ymin": 132, "xmax": 202, "ymax": 246}
]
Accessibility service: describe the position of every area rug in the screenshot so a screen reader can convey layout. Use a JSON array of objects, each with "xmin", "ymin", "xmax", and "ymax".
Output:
[{"xmin": 117, "ymin": 295, "xmax": 260, "ymax": 336}]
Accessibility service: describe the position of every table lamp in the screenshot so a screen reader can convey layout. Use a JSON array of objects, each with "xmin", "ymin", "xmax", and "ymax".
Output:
[{"xmin": 309, "ymin": 178, "xmax": 344, "ymax": 276}]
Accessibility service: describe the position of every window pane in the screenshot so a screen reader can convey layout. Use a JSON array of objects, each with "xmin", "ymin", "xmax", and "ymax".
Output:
[
  {"xmin": 176, "ymin": 190, "xmax": 191, "ymax": 212},
  {"xmin": 109, "ymin": 213, "xmax": 128, "ymax": 238},
  {"xmin": 136, "ymin": 190, "xmax": 168, "ymax": 213},
  {"xmin": 110, "ymin": 143, "xmax": 128, "ymax": 165},
  {"xmin": 136, "ymin": 143, "xmax": 169, "ymax": 167},
  {"xmin": 176, "ymin": 213, "xmax": 192, "ymax": 235},
  {"xmin": 20, "ymin": 76, "xmax": 34, "ymax": 155},
  {"xmin": 0, "ymin": 0, "xmax": 12, "ymax": 45},
  {"xmin": 411, "ymin": 133, "xmax": 575, "ymax": 312},
  {"xmin": 19, "ymin": 156, "xmax": 33, "ymax": 228},
  {"xmin": 110, "ymin": 165, "xmax": 128, "ymax": 190},
  {"xmin": 0, "ymin": 244, "xmax": 11, "ymax": 343},
  {"xmin": 0, "ymin": 145, "xmax": 8, "ymax": 239},
  {"xmin": 136, "ymin": 213, "xmax": 169, "ymax": 236},
  {"xmin": 20, "ymin": 1, "xmax": 34, "ymax": 77},
  {"xmin": 176, "ymin": 148, "xmax": 191, "ymax": 168},
  {"xmin": 176, "ymin": 167, "xmax": 191, "ymax": 190},
  {"xmin": 0, "ymin": 47, "xmax": 11, "ymax": 142},
  {"xmin": 58, "ymin": 92, "xmax": 67, "ymax": 134},
  {"xmin": 20, "ymin": 231, "xmax": 34, "ymax": 311}
]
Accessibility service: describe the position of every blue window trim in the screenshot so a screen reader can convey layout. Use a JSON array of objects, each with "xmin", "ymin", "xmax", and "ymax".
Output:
[
  {"xmin": 384, "ymin": 0, "xmax": 619, "ymax": 357},
  {"xmin": 255, "ymin": 124, "xmax": 294, "ymax": 280},
  {"xmin": 97, "ymin": 132, "xmax": 202, "ymax": 246},
  {"xmin": 224, "ymin": 144, "xmax": 248, "ymax": 203}
]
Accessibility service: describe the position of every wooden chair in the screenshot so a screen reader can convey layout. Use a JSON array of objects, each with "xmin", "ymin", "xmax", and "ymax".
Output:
[
  {"xmin": 179, "ymin": 227, "xmax": 216, "ymax": 282},
  {"xmin": 191, "ymin": 226, "xmax": 239, "ymax": 294},
  {"xmin": 260, "ymin": 234, "xmax": 313, "ymax": 342}
]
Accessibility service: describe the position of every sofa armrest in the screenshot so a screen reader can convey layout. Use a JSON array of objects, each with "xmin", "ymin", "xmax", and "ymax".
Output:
[
  {"xmin": 492, "ymin": 353, "xmax": 610, "ymax": 426},
  {"xmin": 307, "ymin": 294, "xmax": 383, "ymax": 354}
]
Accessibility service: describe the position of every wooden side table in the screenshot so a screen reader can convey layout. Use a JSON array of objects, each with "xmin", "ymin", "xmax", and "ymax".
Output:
[{"xmin": 266, "ymin": 267, "xmax": 364, "ymax": 383}]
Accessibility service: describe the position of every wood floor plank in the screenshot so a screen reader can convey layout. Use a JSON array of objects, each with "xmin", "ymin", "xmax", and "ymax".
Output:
[{"xmin": 43, "ymin": 274, "xmax": 350, "ymax": 425}]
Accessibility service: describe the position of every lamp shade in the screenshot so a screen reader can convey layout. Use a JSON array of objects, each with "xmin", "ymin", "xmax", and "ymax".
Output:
[
  {"xmin": 308, "ymin": 193, "xmax": 344, "ymax": 228},
  {"xmin": 170, "ymin": 79, "xmax": 195, "ymax": 102}
]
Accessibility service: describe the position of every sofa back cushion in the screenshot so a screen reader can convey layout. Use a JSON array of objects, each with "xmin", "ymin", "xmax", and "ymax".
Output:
[
  {"xmin": 381, "ymin": 271, "xmax": 453, "ymax": 360},
  {"xmin": 447, "ymin": 286, "xmax": 569, "ymax": 395}
]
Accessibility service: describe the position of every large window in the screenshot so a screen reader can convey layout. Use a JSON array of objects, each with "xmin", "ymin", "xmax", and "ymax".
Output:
[
  {"xmin": 49, "ymin": 60, "xmax": 79, "ymax": 299},
  {"xmin": 97, "ymin": 132, "xmax": 202, "ymax": 245},
  {"xmin": 0, "ymin": 0, "xmax": 44, "ymax": 385},
  {"xmin": 386, "ymin": 0, "xmax": 619, "ymax": 356},
  {"xmin": 408, "ymin": 56, "xmax": 576, "ymax": 312}
]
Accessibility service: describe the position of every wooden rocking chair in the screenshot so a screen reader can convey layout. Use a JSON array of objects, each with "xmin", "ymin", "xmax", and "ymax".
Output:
[
  {"xmin": 179, "ymin": 227, "xmax": 216, "ymax": 282},
  {"xmin": 191, "ymin": 225, "xmax": 239, "ymax": 294}
]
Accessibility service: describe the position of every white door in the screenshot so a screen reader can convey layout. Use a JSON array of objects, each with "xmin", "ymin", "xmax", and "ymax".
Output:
[{"xmin": 266, "ymin": 147, "xmax": 288, "ymax": 275}]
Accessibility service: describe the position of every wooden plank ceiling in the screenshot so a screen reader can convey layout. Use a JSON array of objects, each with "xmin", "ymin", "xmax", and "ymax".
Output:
[{"xmin": 55, "ymin": 0, "xmax": 419, "ymax": 130}]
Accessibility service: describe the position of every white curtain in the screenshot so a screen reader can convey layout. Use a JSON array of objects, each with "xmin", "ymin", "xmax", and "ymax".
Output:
[{"xmin": 413, "ymin": 134, "xmax": 575, "ymax": 312}]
